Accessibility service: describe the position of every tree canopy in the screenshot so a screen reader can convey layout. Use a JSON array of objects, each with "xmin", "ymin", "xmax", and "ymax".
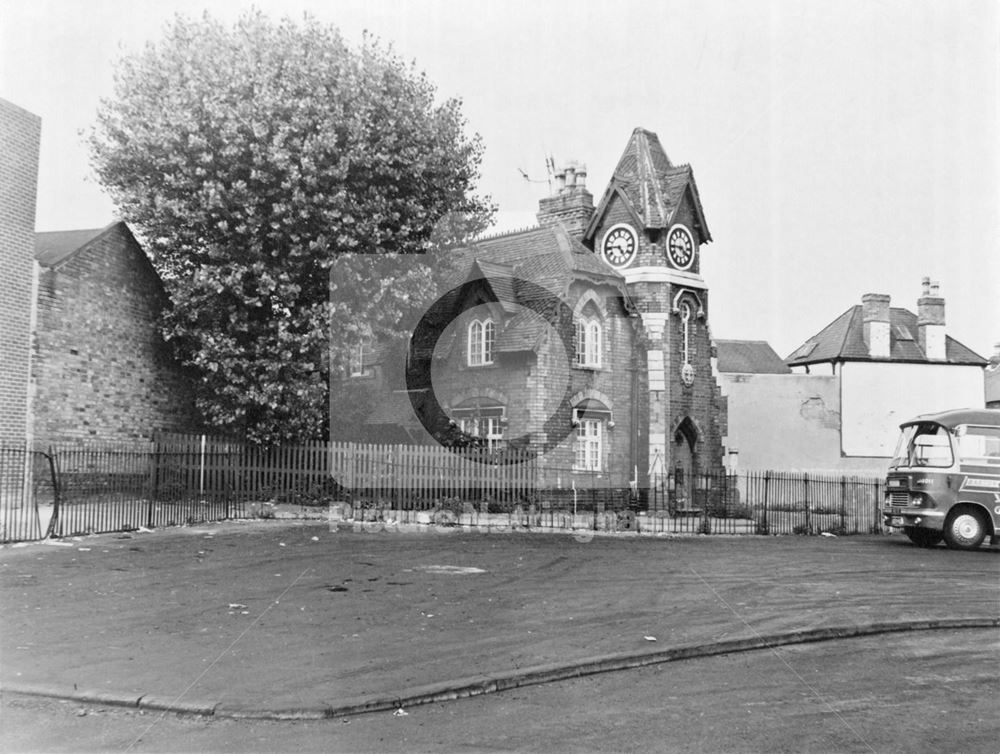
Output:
[{"xmin": 90, "ymin": 11, "xmax": 493, "ymax": 444}]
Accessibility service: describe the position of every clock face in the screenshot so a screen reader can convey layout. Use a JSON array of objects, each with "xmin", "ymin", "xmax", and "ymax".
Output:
[
  {"xmin": 667, "ymin": 225, "xmax": 695, "ymax": 270},
  {"xmin": 600, "ymin": 224, "xmax": 638, "ymax": 269}
]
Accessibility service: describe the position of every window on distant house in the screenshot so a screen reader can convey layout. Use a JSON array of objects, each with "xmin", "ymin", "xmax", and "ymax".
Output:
[{"xmin": 468, "ymin": 318, "xmax": 495, "ymax": 366}]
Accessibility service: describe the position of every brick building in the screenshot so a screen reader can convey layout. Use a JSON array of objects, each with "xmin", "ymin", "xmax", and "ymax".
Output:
[
  {"xmin": 0, "ymin": 99, "xmax": 41, "ymax": 446},
  {"xmin": 334, "ymin": 128, "xmax": 727, "ymax": 502},
  {"xmin": 31, "ymin": 222, "xmax": 202, "ymax": 443}
]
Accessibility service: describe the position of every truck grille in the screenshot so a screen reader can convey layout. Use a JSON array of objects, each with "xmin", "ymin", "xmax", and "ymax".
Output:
[{"xmin": 888, "ymin": 492, "xmax": 910, "ymax": 508}]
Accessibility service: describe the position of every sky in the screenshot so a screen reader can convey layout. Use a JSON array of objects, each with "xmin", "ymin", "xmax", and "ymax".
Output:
[{"xmin": 2, "ymin": 0, "xmax": 997, "ymax": 361}]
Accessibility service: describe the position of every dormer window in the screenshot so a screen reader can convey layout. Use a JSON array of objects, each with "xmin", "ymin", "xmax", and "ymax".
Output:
[{"xmin": 468, "ymin": 318, "xmax": 495, "ymax": 366}]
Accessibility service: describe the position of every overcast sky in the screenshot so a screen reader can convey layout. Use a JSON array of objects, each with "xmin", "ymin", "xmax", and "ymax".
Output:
[{"xmin": 2, "ymin": 0, "xmax": 997, "ymax": 360}]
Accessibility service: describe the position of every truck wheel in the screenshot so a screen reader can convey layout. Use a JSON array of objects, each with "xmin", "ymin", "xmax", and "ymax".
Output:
[
  {"xmin": 905, "ymin": 527, "xmax": 942, "ymax": 548},
  {"xmin": 943, "ymin": 509, "xmax": 987, "ymax": 550}
]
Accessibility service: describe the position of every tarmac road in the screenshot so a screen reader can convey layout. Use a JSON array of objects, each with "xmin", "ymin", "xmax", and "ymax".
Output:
[
  {"xmin": 2, "ymin": 628, "xmax": 996, "ymax": 752},
  {"xmin": 0, "ymin": 520, "xmax": 997, "ymax": 751}
]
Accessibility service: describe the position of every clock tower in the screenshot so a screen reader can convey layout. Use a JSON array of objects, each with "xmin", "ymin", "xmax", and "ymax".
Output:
[{"xmin": 584, "ymin": 128, "xmax": 726, "ymax": 508}]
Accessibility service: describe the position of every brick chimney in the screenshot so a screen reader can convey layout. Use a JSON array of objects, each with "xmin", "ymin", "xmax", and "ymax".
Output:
[
  {"xmin": 917, "ymin": 277, "xmax": 946, "ymax": 360},
  {"xmin": 861, "ymin": 293, "xmax": 891, "ymax": 359},
  {"xmin": 537, "ymin": 160, "xmax": 594, "ymax": 238}
]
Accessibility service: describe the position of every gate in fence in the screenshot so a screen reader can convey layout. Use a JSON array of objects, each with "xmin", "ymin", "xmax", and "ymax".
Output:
[{"xmin": 0, "ymin": 446, "xmax": 51, "ymax": 543}]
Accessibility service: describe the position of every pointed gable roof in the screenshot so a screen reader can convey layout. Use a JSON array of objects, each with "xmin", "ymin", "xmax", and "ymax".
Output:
[
  {"xmin": 35, "ymin": 224, "xmax": 116, "ymax": 267},
  {"xmin": 584, "ymin": 128, "xmax": 711, "ymax": 244},
  {"xmin": 786, "ymin": 306, "xmax": 986, "ymax": 367}
]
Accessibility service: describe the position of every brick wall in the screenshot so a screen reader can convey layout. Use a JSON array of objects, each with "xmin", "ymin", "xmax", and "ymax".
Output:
[
  {"xmin": 591, "ymin": 190, "xmax": 727, "ymax": 486},
  {"xmin": 426, "ymin": 279, "xmax": 639, "ymax": 489},
  {"xmin": 0, "ymin": 99, "xmax": 41, "ymax": 446},
  {"xmin": 31, "ymin": 224, "xmax": 203, "ymax": 443}
]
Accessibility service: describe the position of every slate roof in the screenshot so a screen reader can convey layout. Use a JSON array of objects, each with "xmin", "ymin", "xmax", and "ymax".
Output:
[
  {"xmin": 35, "ymin": 225, "xmax": 114, "ymax": 267},
  {"xmin": 467, "ymin": 223, "xmax": 620, "ymax": 290},
  {"xmin": 786, "ymin": 305, "xmax": 986, "ymax": 367},
  {"xmin": 584, "ymin": 128, "xmax": 711, "ymax": 244},
  {"xmin": 715, "ymin": 340, "xmax": 791, "ymax": 374},
  {"xmin": 434, "ymin": 224, "xmax": 627, "ymax": 356}
]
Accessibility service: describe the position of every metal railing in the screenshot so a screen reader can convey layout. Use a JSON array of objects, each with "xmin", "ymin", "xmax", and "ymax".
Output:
[{"xmin": 0, "ymin": 438, "xmax": 887, "ymax": 542}]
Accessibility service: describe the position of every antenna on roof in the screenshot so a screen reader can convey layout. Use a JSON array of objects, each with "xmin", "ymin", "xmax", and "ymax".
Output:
[{"xmin": 517, "ymin": 154, "xmax": 555, "ymax": 193}]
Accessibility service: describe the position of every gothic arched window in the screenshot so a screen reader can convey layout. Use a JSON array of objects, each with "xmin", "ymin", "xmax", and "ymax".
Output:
[
  {"xmin": 575, "ymin": 312, "xmax": 602, "ymax": 368},
  {"xmin": 468, "ymin": 318, "xmax": 495, "ymax": 366}
]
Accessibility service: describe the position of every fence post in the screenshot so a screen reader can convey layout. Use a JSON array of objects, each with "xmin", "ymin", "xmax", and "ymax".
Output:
[
  {"xmin": 840, "ymin": 475, "xmax": 847, "ymax": 533},
  {"xmin": 44, "ymin": 447, "xmax": 60, "ymax": 539},
  {"xmin": 148, "ymin": 440, "xmax": 158, "ymax": 529},
  {"xmin": 762, "ymin": 471, "xmax": 770, "ymax": 535},
  {"xmin": 803, "ymin": 472, "xmax": 810, "ymax": 535}
]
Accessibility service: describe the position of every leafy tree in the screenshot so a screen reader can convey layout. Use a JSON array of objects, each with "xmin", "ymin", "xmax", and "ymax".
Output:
[{"xmin": 90, "ymin": 11, "xmax": 493, "ymax": 444}]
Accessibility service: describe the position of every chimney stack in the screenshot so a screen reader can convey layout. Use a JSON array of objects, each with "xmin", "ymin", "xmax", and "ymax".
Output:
[
  {"xmin": 861, "ymin": 293, "xmax": 891, "ymax": 359},
  {"xmin": 917, "ymin": 277, "xmax": 946, "ymax": 360},
  {"xmin": 537, "ymin": 160, "xmax": 594, "ymax": 238}
]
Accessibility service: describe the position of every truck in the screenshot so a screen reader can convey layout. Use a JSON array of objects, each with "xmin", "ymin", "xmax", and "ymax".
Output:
[{"xmin": 883, "ymin": 408, "xmax": 1000, "ymax": 550}]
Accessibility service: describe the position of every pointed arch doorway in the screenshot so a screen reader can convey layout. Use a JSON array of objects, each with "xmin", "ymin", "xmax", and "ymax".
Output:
[{"xmin": 673, "ymin": 417, "xmax": 699, "ymax": 512}]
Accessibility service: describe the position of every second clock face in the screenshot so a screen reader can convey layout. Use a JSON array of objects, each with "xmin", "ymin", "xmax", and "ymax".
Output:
[
  {"xmin": 667, "ymin": 225, "xmax": 695, "ymax": 270},
  {"xmin": 600, "ymin": 224, "xmax": 638, "ymax": 269}
]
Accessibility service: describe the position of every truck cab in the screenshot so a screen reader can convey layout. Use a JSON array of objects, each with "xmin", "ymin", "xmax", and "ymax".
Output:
[{"xmin": 883, "ymin": 408, "xmax": 1000, "ymax": 549}]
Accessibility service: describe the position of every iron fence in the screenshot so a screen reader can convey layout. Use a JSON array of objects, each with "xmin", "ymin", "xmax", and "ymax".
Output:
[
  {"xmin": 0, "ymin": 446, "xmax": 49, "ymax": 542},
  {"xmin": 0, "ymin": 436, "xmax": 888, "ymax": 542}
]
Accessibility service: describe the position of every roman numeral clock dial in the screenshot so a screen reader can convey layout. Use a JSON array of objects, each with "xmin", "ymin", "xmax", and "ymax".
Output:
[
  {"xmin": 600, "ymin": 224, "xmax": 638, "ymax": 269},
  {"xmin": 667, "ymin": 225, "xmax": 694, "ymax": 270}
]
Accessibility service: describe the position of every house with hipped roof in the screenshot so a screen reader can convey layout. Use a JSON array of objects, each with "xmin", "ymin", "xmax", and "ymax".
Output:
[
  {"xmin": 332, "ymin": 128, "xmax": 727, "ymax": 505},
  {"xmin": 713, "ymin": 284, "xmax": 987, "ymax": 473},
  {"xmin": 773, "ymin": 279, "xmax": 987, "ymax": 470}
]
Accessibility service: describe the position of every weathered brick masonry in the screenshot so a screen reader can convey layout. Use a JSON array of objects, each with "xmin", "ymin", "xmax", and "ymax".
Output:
[
  {"xmin": 32, "ymin": 223, "xmax": 202, "ymax": 443},
  {"xmin": 339, "ymin": 128, "xmax": 727, "ymax": 502},
  {"xmin": 0, "ymin": 99, "xmax": 41, "ymax": 446}
]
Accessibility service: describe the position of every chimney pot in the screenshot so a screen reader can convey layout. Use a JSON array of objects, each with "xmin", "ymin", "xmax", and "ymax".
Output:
[
  {"xmin": 554, "ymin": 168, "xmax": 566, "ymax": 194},
  {"xmin": 536, "ymin": 158, "xmax": 594, "ymax": 236},
  {"xmin": 917, "ymin": 278, "xmax": 946, "ymax": 360},
  {"xmin": 861, "ymin": 293, "xmax": 891, "ymax": 359},
  {"xmin": 564, "ymin": 164, "xmax": 576, "ymax": 190}
]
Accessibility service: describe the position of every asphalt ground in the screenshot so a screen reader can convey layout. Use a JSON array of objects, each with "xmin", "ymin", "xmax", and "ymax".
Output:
[
  {"xmin": 4, "ymin": 628, "xmax": 997, "ymax": 753},
  {"xmin": 1, "ymin": 520, "xmax": 997, "ymax": 719}
]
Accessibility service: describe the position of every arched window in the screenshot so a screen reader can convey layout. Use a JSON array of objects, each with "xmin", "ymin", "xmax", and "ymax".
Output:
[
  {"xmin": 574, "ymin": 316, "xmax": 602, "ymax": 367},
  {"xmin": 468, "ymin": 318, "xmax": 495, "ymax": 366},
  {"xmin": 572, "ymin": 398, "xmax": 611, "ymax": 471},
  {"xmin": 679, "ymin": 302, "xmax": 692, "ymax": 365},
  {"xmin": 451, "ymin": 399, "xmax": 505, "ymax": 450}
]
